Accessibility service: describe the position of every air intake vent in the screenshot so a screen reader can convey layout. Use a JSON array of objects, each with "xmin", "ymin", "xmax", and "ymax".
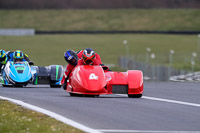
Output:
[
  {"xmin": 17, "ymin": 70, "xmax": 24, "ymax": 73},
  {"xmin": 112, "ymin": 85, "xmax": 128, "ymax": 94}
]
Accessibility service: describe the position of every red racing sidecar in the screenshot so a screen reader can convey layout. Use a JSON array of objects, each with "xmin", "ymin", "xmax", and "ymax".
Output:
[{"xmin": 65, "ymin": 65, "xmax": 143, "ymax": 98}]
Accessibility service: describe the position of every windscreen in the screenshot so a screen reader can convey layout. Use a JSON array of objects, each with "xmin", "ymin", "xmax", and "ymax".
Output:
[{"xmin": 15, "ymin": 66, "xmax": 25, "ymax": 73}]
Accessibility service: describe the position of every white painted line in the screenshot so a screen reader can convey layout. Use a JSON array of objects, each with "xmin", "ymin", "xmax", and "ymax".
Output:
[
  {"xmin": 97, "ymin": 129, "xmax": 200, "ymax": 133},
  {"xmin": 142, "ymin": 96, "xmax": 200, "ymax": 108},
  {"xmin": 0, "ymin": 96, "xmax": 102, "ymax": 133},
  {"xmin": 117, "ymin": 94, "xmax": 200, "ymax": 108}
]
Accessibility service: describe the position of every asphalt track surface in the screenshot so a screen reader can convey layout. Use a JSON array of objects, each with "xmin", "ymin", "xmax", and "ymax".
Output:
[{"xmin": 0, "ymin": 81, "xmax": 200, "ymax": 133}]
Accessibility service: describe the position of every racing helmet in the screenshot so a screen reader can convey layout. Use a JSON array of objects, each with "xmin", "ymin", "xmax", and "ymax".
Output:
[
  {"xmin": 13, "ymin": 50, "xmax": 24, "ymax": 62},
  {"xmin": 82, "ymin": 48, "xmax": 95, "ymax": 65},
  {"xmin": 64, "ymin": 49, "xmax": 78, "ymax": 66},
  {"xmin": 0, "ymin": 49, "xmax": 7, "ymax": 64}
]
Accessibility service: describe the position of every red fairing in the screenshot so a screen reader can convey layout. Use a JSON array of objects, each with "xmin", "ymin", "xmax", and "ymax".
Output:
[
  {"xmin": 127, "ymin": 70, "xmax": 143, "ymax": 94},
  {"xmin": 105, "ymin": 71, "xmax": 143, "ymax": 92},
  {"xmin": 68, "ymin": 65, "xmax": 107, "ymax": 94},
  {"xmin": 66, "ymin": 65, "xmax": 144, "ymax": 97}
]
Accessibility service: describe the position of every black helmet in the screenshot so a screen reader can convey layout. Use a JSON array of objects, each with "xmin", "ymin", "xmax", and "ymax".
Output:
[
  {"xmin": 0, "ymin": 49, "xmax": 7, "ymax": 64},
  {"xmin": 82, "ymin": 48, "xmax": 95, "ymax": 65},
  {"xmin": 64, "ymin": 50, "xmax": 78, "ymax": 66}
]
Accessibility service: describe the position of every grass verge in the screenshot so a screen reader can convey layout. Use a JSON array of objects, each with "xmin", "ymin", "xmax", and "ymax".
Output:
[{"xmin": 0, "ymin": 100, "xmax": 83, "ymax": 133}]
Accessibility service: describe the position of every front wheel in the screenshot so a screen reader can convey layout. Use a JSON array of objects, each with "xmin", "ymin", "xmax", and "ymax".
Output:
[
  {"xmin": 128, "ymin": 94, "xmax": 142, "ymax": 98},
  {"xmin": 2, "ymin": 84, "xmax": 13, "ymax": 87},
  {"xmin": 50, "ymin": 85, "xmax": 61, "ymax": 88},
  {"xmin": 83, "ymin": 94, "xmax": 99, "ymax": 97},
  {"xmin": 69, "ymin": 93, "xmax": 83, "ymax": 97}
]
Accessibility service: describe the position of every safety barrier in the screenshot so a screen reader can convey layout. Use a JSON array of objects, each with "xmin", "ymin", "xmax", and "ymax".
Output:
[
  {"xmin": 0, "ymin": 29, "xmax": 35, "ymax": 36},
  {"xmin": 118, "ymin": 56, "xmax": 190, "ymax": 81}
]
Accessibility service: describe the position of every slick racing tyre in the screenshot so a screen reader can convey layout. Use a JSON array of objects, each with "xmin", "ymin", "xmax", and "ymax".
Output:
[{"xmin": 128, "ymin": 94, "xmax": 142, "ymax": 98}]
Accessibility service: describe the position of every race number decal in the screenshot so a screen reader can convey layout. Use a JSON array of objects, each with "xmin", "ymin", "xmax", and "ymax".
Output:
[{"xmin": 89, "ymin": 73, "xmax": 98, "ymax": 80}]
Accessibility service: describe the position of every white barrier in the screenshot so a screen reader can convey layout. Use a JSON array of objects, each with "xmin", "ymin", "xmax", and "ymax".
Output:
[
  {"xmin": 0, "ymin": 29, "xmax": 35, "ymax": 36},
  {"xmin": 170, "ymin": 71, "xmax": 200, "ymax": 82}
]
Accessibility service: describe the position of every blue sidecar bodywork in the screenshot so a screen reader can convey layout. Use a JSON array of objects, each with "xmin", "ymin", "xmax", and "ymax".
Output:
[{"xmin": 1, "ymin": 61, "xmax": 63, "ymax": 88}]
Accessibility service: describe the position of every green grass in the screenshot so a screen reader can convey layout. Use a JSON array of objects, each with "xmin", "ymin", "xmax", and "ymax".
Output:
[
  {"xmin": 0, "ymin": 100, "xmax": 83, "ymax": 133},
  {"xmin": 0, "ymin": 34, "xmax": 200, "ymax": 70},
  {"xmin": 0, "ymin": 9, "xmax": 200, "ymax": 31},
  {"xmin": 0, "ymin": 9, "xmax": 200, "ymax": 70}
]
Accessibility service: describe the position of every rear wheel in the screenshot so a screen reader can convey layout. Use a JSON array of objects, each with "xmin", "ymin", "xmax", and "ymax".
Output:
[
  {"xmin": 14, "ymin": 85, "xmax": 24, "ymax": 88},
  {"xmin": 128, "ymin": 94, "xmax": 142, "ymax": 98},
  {"xmin": 69, "ymin": 93, "xmax": 83, "ymax": 97},
  {"xmin": 62, "ymin": 84, "xmax": 66, "ymax": 90},
  {"xmin": 50, "ymin": 80, "xmax": 61, "ymax": 88},
  {"xmin": 2, "ymin": 84, "xmax": 13, "ymax": 87},
  {"xmin": 50, "ymin": 85, "xmax": 61, "ymax": 88},
  {"xmin": 83, "ymin": 94, "xmax": 99, "ymax": 97}
]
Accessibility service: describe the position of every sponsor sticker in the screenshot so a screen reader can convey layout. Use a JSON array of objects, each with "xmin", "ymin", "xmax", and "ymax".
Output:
[{"xmin": 89, "ymin": 73, "xmax": 98, "ymax": 80}]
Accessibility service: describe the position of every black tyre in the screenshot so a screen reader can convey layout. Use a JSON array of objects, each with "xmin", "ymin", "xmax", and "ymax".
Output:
[
  {"xmin": 128, "ymin": 94, "xmax": 142, "ymax": 98},
  {"xmin": 14, "ymin": 85, "xmax": 24, "ymax": 88},
  {"xmin": 62, "ymin": 84, "xmax": 67, "ymax": 90},
  {"xmin": 50, "ymin": 85, "xmax": 61, "ymax": 88},
  {"xmin": 2, "ymin": 84, "xmax": 13, "ymax": 87},
  {"xmin": 69, "ymin": 93, "xmax": 83, "ymax": 97},
  {"xmin": 62, "ymin": 80, "xmax": 67, "ymax": 90}
]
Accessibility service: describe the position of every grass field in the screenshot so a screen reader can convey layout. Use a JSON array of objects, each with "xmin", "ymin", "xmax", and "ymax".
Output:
[
  {"xmin": 0, "ymin": 34, "xmax": 200, "ymax": 70},
  {"xmin": 0, "ymin": 9, "xmax": 200, "ymax": 31},
  {"xmin": 1, "ymin": 9, "xmax": 200, "ymax": 70},
  {"xmin": 0, "ymin": 100, "xmax": 83, "ymax": 133}
]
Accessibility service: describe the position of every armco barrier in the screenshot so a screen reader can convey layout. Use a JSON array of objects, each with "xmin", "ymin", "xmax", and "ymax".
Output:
[
  {"xmin": 35, "ymin": 30, "xmax": 200, "ymax": 35},
  {"xmin": 0, "ymin": 29, "xmax": 35, "ymax": 36},
  {"xmin": 1, "ymin": 29, "xmax": 199, "ymax": 35}
]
